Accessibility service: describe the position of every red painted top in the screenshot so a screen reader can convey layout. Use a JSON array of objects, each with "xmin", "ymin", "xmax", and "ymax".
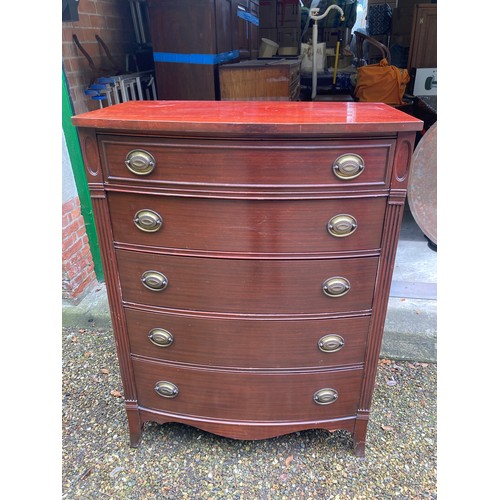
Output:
[{"xmin": 72, "ymin": 100, "xmax": 423, "ymax": 136}]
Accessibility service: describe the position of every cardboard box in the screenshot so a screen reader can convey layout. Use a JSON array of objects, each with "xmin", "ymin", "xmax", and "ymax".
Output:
[
  {"xmin": 277, "ymin": 0, "xmax": 301, "ymax": 28},
  {"xmin": 323, "ymin": 28, "xmax": 343, "ymax": 47},
  {"xmin": 392, "ymin": 0, "xmax": 433, "ymax": 39},
  {"xmin": 277, "ymin": 27, "xmax": 300, "ymax": 47},
  {"xmin": 391, "ymin": 7, "xmax": 413, "ymax": 38},
  {"xmin": 259, "ymin": 0, "xmax": 277, "ymax": 28}
]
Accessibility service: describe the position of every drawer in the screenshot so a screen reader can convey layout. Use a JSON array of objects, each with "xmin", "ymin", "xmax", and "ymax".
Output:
[
  {"xmin": 108, "ymin": 192, "xmax": 387, "ymax": 255},
  {"xmin": 132, "ymin": 358, "xmax": 363, "ymax": 421},
  {"xmin": 99, "ymin": 136, "xmax": 394, "ymax": 189},
  {"xmin": 126, "ymin": 307, "xmax": 370, "ymax": 368},
  {"xmin": 116, "ymin": 250, "xmax": 378, "ymax": 315}
]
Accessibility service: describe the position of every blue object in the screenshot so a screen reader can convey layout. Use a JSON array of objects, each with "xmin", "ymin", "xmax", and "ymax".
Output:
[
  {"xmin": 88, "ymin": 83, "xmax": 107, "ymax": 90},
  {"xmin": 153, "ymin": 50, "xmax": 240, "ymax": 65},
  {"xmin": 97, "ymin": 77, "xmax": 115, "ymax": 84},
  {"xmin": 237, "ymin": 10, "xmax": 259, "ymax": 26}
]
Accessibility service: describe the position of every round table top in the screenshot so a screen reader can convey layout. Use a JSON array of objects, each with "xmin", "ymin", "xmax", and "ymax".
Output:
[{"xmin": 408, "ymin": 122, "xmax": 437, "ymax": 245}]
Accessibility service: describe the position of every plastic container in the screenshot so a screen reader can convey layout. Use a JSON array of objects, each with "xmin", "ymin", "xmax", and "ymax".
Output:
[
  {"xmin": 278, "ymin": 46, "xmax": 298, "ymax": 56},
  {"xmin": 259, "ymin": 38, "xmax": 279, "ymax": 58}
]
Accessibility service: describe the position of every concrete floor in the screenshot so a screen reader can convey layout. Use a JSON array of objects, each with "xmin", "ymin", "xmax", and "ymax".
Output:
[{"xmin": 381, "ymin": 203, "xmax": 437, "ymax": 362}]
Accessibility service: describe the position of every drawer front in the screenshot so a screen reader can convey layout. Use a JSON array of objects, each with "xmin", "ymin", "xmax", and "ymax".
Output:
[
  {"xmin": 126, "ymin": 307, "xmax": 370, "ymax": 368},
  {"xmin": 109, "ymin": 192, "xmax": 387, "ymax": 254},
  {"xmin": 116, "ymin": 250, "xmax": 378, "ymax": 314},
  {"xmin": 133, "ymin": 358, "xmax": 363, "ymax": 421},
  {"xmin": 100, "ymin": 136, "xmax": 394, "ymax": 189}
]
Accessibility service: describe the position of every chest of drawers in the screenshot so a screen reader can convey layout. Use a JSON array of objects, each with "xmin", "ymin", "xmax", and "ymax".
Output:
[{"xmin": 72, "ymin": 101, "xmax": 422, "ymax": 456}]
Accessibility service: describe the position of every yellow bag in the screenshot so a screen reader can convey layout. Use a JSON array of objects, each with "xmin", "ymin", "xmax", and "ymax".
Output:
[{"xmin": 354, "ymin": 58, "xmax": 410, "ymax": 105}]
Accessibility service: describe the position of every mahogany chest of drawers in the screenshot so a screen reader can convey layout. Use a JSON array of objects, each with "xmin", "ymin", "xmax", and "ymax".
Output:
[{"xmin": 72, "ymin": 101, "xmax": 422, "ymax": 456}]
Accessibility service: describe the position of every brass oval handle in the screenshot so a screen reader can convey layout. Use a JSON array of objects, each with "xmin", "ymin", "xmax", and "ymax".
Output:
[
  {"xmin": 332, "ymin": 153, "xmax": 365, "ymax": 180},
  {"xmin": 148, "ymin": 328, "xmax": 174, "ymax": 347},
  {"xmin": 125, "ymin": 149, "xmax": 156, "ymax": 175},
  {"xmin": 134, "ymin": 209, "xmax": 163, "ymax": 232},
  {"xmin": 322, "ymin": 277, "xmax": 351, "ymax": 297},
  {"xmin": 313, "ymin": 388, "xmax": 338, "ymax": 405},
  {"xmin": 141, "ymin": 270, "xmax": 168, "ymax": 291},
  {"xmin": 154, "ymin": 381, "xmax": 179, "ymax": 398},
  {"xmin": 318, "ymin": 334, "xmax": 345, "ymax": 353},
  {"xmin": 327, "ymin": 214, "xmax": 358, "ymax": 238}
]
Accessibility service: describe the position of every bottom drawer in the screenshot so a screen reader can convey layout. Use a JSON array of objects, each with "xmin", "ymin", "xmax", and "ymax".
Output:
[{"xmin": 133, "ymin": 358, "xmax": 363, "ymax": 422}]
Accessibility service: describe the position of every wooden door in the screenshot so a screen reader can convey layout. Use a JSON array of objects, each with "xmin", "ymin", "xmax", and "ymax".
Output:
[{"xmin": 408, "ymin": 4, "xmax": 437, "ymax": 69}]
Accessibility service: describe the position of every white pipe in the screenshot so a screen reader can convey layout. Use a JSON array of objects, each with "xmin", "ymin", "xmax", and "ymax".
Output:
[
  {"xmin": 309, "ymin": 4, "xmax": 345, "ymax": 99},
  {"xmin": 312, "ymin": 21, "xmax": 318, "ymax": 99}
]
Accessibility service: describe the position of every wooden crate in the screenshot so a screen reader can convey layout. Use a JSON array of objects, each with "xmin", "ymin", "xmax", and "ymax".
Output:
[{"xmin": 219, "ymin": 59, "xmax": 300, "ymax": 100}]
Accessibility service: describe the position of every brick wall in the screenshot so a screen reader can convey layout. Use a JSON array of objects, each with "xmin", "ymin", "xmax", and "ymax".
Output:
[
  {"xmin": 62, "ymin": 0, "xmax": 137, "ymax": 114},
  {"xmin": 62, "ymin": 197, "xmax": 97, "ymax": 301},
  {"xmin": 62, "ymin": 1, "xmax": 138, "ymax": 300}
]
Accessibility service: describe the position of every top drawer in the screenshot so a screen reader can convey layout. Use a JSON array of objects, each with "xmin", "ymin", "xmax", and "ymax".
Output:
[{"xmin": 99, "ymin": 136, "xmax": 395, "ymax": 191}]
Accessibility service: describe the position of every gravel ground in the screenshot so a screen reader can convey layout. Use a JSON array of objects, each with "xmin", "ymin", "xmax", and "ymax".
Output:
[{"xmin": 62, "ymin": 326, "xmax": 436, "ymax": 499}]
